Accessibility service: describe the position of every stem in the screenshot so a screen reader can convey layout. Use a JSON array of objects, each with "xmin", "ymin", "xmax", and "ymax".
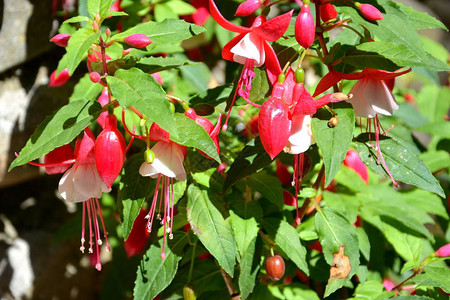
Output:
[
  {"xmin": 259, "ymin": 230, "xmax": 277, "ymax": 247},
  {"xmin": 220, "ymin": 268, "xmax": 239, "ymax": 299},
  {"xmin": 187, "ymin": 241, "xmax": 197, "ymax": 283},
  {"xmin": 298, "ymin": 164, "xmax": 325, "ymax": 220},
  {"xmin": 392, "ymin": 271, "xmax": 419, "ymax": 291}
]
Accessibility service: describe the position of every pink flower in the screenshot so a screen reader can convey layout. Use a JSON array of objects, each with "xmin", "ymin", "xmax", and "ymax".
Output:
[
  {"xmin": 235, "ymin": 0, "xmax": 263, "ymax": 17},
  {"xmin": 435, "ymin": 243, "xmax": 450, "ymax": 257},
  {"xmin": 48, "ymin": 68, "xmax": 70, "ymax": 87},
  {"xmin": 50, "ymin": 33, "xmax": 71, "ymax": 47},
  {"xmin": 344, "ymin": 149, "xmax": 368, "ymax": 185},
  {"xmin": 295, "ymin": 3, "xmax": 315, "ymax": 49},
  {"xmin": 383, "ymin": 279, "xmax": 396, "ymax": 292},
  {"xmin": 123, "ymin": 34, "xmax": 153, "ymax": 48},
  {"xmin": 320, "ymin": 3, "xmax": 338, "ymax": 22},
  {"xmin": 357, "ymin": 3, "xmax": 383, "ymax": 21}
]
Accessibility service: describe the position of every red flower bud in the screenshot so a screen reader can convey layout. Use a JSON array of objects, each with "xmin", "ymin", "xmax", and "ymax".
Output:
[
  {"xmin": 235, "ymin": 0, "xmax": 263, "ymax": 17},
  {"xmin": 95, "ymin": 114, "xmax": 126, "ymax": 188},
  {"xmin": 124, "ymin": 209, "xmax": 150, "ymax": 257},
  {"xmin": 295, "ymin": 4, "xmax": 315, "ymax": 49},
  {"xmin": 89, "ymin": 72, "xmax": 101, "ymax": 83},
  {"xmin": 123, "ymin": 34, "xmax": 153, "ymax": 48},
  {"xmin": 258, "ymin": 83, "xmax": 291, "ymax": 159},
  {"xmin": 44, "ymin": 144, "xmax": 75, "ymax": 174},
  {"xmin": 265, "ymin": 255, "xmax": 285, "ymax": 281},
  {"xmin": 48, "ymin": 68, "xmax": 70, "ymax": 87},
  {"xmin": 435, "ymin": 243, "xmax": 450, "ymax": 257},
  {"xmin": 96, "ymin": 88, "xmax": 109, "ymax": 129},
  {"xmin": 320, "ymin": 3, "xmax": 337, "ymax": 22},
  {"xmin": 358, "ymin": 3, "xmax": 383, "ymax": 21},
  {"xmin": 343, "ymin": 149, "xmax": 368, "ymax": 185},
  {"xmin": 50, "ymin": 34, "xmax": 71, "ymax": 47}
]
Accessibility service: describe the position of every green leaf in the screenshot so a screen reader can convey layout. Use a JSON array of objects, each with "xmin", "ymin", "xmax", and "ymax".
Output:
[
  {"xmin": 382, "ymin": 224, "xmax": 423, "ymax": 262},
  {"xmin": 117, "ymin": 153, "xmax": 154, "ymax": 240},
  {"xmin": 420, "ymin": 150, "xmax": 450, "ymax": 173},
  {"xmin": 400, "ymin": 189, "xmax": 448, "ymax": 220},
  {"xmin": 355, "ymin": 133, "xmax": 445, "ymax": 197},
  {"xmin": 108, "ymin": 68, "xmax": 176, "ymax": 133},
  {"xmin": 356, "ymin": 227, "xmax": 370, "ymax": 262},
  {"xmin": 63, "ymin": 16, "xmax": 91, "ymax": 24},
  {"xmin": 246, "ymin": 172, "xmax": 283, "ymax": 209},
  {"xmin": 136, "ymin": 57, "xmax": 194, "ymax": 73},
  {"xmin": 312, "ymin": 103, "xmax": 355, "ymax": 187},
  {"xmin": 281, "ymin": 283, "xmax": 320, "ymax": 300},
  {"xmin": 393, "ymin": 103, "xmax": 430, "ymax": 129},
  {"xmin": 165, "ymin": 0, "xmax": 196, "ymax": 15},
  {"xmin": 112, "ymin": 19, "xmax": 205, "ymax": 48},
  {"xmin": 9, "ymin": 99, "xmax": 102, "ymax": 170},
  {"xmin": 395, "ymin": 1, "xmax": 447, "ymax": 31},
  {"xmin": 154, "ymin": 3, "xmax": 178, "ymax": 22},
  {"xmin": 58, "ymin": 28, "xmax": 100, "ymax": 75},
  {"xmin": 350, "ymin": 280, "xmax": 385, "ymax": 300},
  {"xmin": 87, "ymin": 0, "xmax": 114, "ymax": 18},
  {"xmin": 187, "ymin": 184, "xmax": 236, "ymax": 276},
  {"xmin": 134, "ymin": 232, "xmax": 188, "ymax": 299},
  {"xmin": 224, "ymin": 138, "xmax": 273, "ymax": 191},
  {"xmin": 189, "ymin": 85, "xmax": 233, "ymax": 108},
  {"xmin": 69, "ymin": 73, "xmax": 104, "ymax": 102},
  {"xmin": 262, "ymin": 218, "xmax": 309, "ymax": 275},
  {"xmin": 410, "ymin": 266, "xmax": 450, "ymax": 293},
  {"xmin": 417, "ymin": 122, "xmax": 450, "ymax": 139},
  {"xmin": 102, "ymin": 11, "xmax": 128, "ymax": 18},
  {"xmin": 180, "ymin": 63, "xmax": 211, "ymax": 93},
  {"xmin": 315, "ymin": 208, "xmax": 360, "ymax": 297},
  {"xmin": 230, "ymin": 211, "xmax": 260, "ymax": 299},
  {"xmin": 170, "ymin": 114, "xmax": 220, "ymax": 163}
]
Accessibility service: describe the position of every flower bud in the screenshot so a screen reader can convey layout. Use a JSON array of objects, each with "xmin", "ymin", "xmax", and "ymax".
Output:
[
  {"xmin": 123, "ymin": 34, "xmax": 153, "ymax": 48},
  {"xmin": 344, "ymin": 149, "xmax": 368, "ymax": 185},
  {"xmin": 144, "ymin": 149, "xmax": 155, "ymax": 164},
  {"xmin": 320, "ymin": 3, "xmax": 338, "ymax": 22},
  {"xmin": 357, "ymin": 3, "xmax": 383, "ymax": 21},
  {"xmin": 49, "ymin": 68, "xmax": 70, "ymax": 87},
  {"xmin": 50, "ymin": 34, "xmax": 71, "ymax": 47},
  {"xmin": 89, "ymin": 72, "xmax": 101, "ymax": 83},
  {"xmin": 295, "ymin": 4, "xmax": 315, "ymax": 49},
  {"xmin": 235, "ymin": 0, "xmax": 263, "ymax": 17},
  {"xmin": 183, "ymin": 284, "xmax": 197, "ymax": 300},
  {"xmin": 435, "ymin": 243, "xmax": 450, "ymax": 257},
  {"xmin": 95, "ymin": 114, "xmax": 126, "ymax": 188}
]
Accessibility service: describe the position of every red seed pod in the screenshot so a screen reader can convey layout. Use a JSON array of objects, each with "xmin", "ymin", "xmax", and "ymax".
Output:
[
  {"xmin": 358, "ymin": 3, "xmax": 383, "ymax": 21},
  {"xmin": 123, "ymin": 34, "xmax": 153, "ymax": 48},
  {"xmin": 95, "ymin": 114, "xmax": 126, "ymax": 188},
  {"xmin": 44, "ymin": 144, "xmax": 75, "ymax": 174},
  {"xmin": 48, "ymin": 68, "xmax": 70, "ymax": 87},
  {"xmin": 50, "ymin": 34, "xmax": 71, "ymax": 47},
  {"xmin": 320, "ymin": 3, "xmax": 338, "ymax": 22},
  {"xmin": 124, "ymin": 209, "xmax": 150, "ymax": 257},
  {"xmin": 258, "ymin": 83, "xmax": 291, "ymax": 159},
  {"xmin": 295, "ymin": 4, "xmax": 315, "ymax": 49},
  {"xmin": 265, "ymin": 255, "xmax": 285, "ymax": 281},
  {"xmin": 235, "ymin": 0, "xmax": 263, "ymax": 17}
]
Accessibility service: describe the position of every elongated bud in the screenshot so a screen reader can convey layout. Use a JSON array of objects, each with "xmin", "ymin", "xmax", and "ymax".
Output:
[
  {"xmin": 320, "ymin": 3, "xmax": 338, "ymax": 22},
  {"xmin": 235, "ymin": 0, "xmax": 263, "ymax": 17},
  {"xmin": 44, "ymin": 144, "xmax": 75, "ymax": 174},
  {"xmin": 49, "ymin": 68, "xmax": 70, "ymax": 87},
  {"xmin": 95, "ymin": 114, "xmax": 126, "ymax": 188},
  {"xmin": 50, "ymin": 34, "xmax": 71, "ymax": 47},
  {"xmin": 258, "ymin": 83, "xmax": 291, "ymax": 159},
  {"xmin": 435, "ymin": 244, "xmax": 450, "ymax": 257},
  {"xmin": 123, "ymin": 34, "xmax": 153, "ymax": 48},
  {"xmin": 344, "ymin": 149, "xmax": 368, "ymax": 184},
  {"xmin": 357, "ymin": 3, "xmax": 383, "ymax": 21},
  {"xmin": 151, "ymin": 72, "xmax": 164, "ymax": 85},
  {"xmin": 89, "ymin": 72, "xmax": 101, "ymax": 83},
  {"xmin": 295, "ymin": 4, "xmax": 315, "ymax": 49},
  {"xmin": 144, "ymin": 149, "xmax": 155, "ymax": 164}
]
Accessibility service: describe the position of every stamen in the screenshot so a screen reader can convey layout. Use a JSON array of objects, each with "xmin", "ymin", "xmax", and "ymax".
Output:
[
  {"xmin": 80, "ymin": 202, "xmax": 86, "ymax": 253},
  {"xmin": 374, "ymin": 115, "xmax": 398, "ymax": 187},
  {"xmin": 87, "ymin": 199, "xmax": 94, "ymax": 254},
  {"xmin": 95, "ymin": 198, "xmax": 110, "ymax": 251}
]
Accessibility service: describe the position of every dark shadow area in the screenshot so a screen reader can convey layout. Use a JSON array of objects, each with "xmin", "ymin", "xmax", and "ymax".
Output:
[{"xmin": 0, "ymin": 0, "xmax": 4, "ymax": 32}]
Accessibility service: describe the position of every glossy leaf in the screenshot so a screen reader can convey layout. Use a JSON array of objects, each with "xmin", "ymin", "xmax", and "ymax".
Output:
[
  {"xmin": 10, "ymin": 99, "xmax": 102, "ymax": 170},
  {"xmin": 187, "ymin": 184, "xmax": 236, "ymax": 276},
  {"xmin": 355, "ymin": 133, "xmax": 445, "ymax": 197},
  {"xmin": 87, "ymin": 0, "xmax": 114, "ymax": 18},
  {"xmin": 312, "ymin": 103, "xmax": 355, "ymax": 187},
  {"xmin": 137, "ymin": 57, "xmax": 194, "ymax": 74},
  {"xmin": 410, "ymin": 266, "xmax": 450, "ymax": 293},
  {"xmin": 69, "ymin": 73, "xmax": 104, "ymax": 102},
  {"xmin": 262, "ymin": 218, "xmax": 309, "ymax": 275},
  {"xmin": 247, "ymin": 172, "xmax": 283, "ymax": 209}
]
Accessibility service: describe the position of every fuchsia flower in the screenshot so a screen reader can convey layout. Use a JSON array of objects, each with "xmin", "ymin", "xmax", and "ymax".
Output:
[
  {"xmin": 235, "ymin": 0, "xmax": 263, "ymax": 17},
  {"xmin": 209, "ymin": 0, "xmax": 292, "ymax": 128},
  {"xmin": 320, "ymin": 3, "xmax": 338, "ymax": 22},
  {"xmin": 49, "ymin": 68, "xmax": 70, "ymax": 87},
  {"xmin": 183, "ymin": 0, "xmax": 210, "ymax": 26},
  {"xmin": 123, "ymin": 34, "xmax": 153, "ymax": 48},
  {"xmin": 124, "ymin": 209, "xmax": 150, "ymax": 258},
  {"xmin": 435, "ymin": 243, "xmax": 450, "ymax": 257},
  {"xmin": 50, "ymin": 33, "xmax": 71, "ymax": 47},
  {"xmin": 185, "ymin": 108, "xmax": 222, "ymax": 158},
  {"xmin": 344, "ymin": 149, "xmax": 369, "ymax": 185},
  {"xmin": 357, "ymin": 3, "xmax": 383, "ymax": 21},
  {"xmin": 295, "ymin": 2, "xmax": 315, "ymax": 49}
]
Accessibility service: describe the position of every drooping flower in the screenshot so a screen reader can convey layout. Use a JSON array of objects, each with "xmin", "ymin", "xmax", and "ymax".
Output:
[
  {"xmin": 295, "ymin": 2, "xmax": 315, "ymax": 49},
  {"xmin": 139, "ymin": 140, "xmax": 187, "ymax": 260},
  {"xmin": 209, "ymin": 0, "xmax": 293, "ymax": 129},
  {"xmin": 235, "ymin": 0, "xmax": 263, "ymax": 17},
  {"xmin": 314, "ymin": 68, "xmax": 411, "ymax": 185},
  {"xmin": 50, "ymin": 33, "xmax": 71, "ymax": 47},
  {"xmin": 344, "ymin": 149, "xmax": 368, "ymax": 185}
]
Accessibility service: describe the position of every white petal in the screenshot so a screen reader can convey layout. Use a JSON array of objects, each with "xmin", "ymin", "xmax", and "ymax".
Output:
[
  {"xmin": 284, "ymin": 115, "xmax": 315, "ymax": 154},
  {"xmin": 139, "ymin": 142, "xmax": 186, "ymax": 181},
  {"xmin": 73, "ymin": 164, "xmax": 109, "ymax": 200},
  {"xmin": 347, "ymin": 78, "xmax": 377, "ymax": 118},
  {"xmin": 365, "ymin": 80, "xmax": 398, "ymax": 116},
  {"xmin": 231, "ymin": 33, "xmax": 265, "ymax": 66},
  {"xmin": 59, "ymin": 166, "xmax": 89, "ymax": 203}
]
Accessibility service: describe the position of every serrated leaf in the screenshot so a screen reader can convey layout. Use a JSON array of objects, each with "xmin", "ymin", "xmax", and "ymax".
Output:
[
  {"xmin": 382, "ymin": 224, "xmax": 422, "ymax": 262},
  {"xmin": 118, "ymin": 153, "xmax": 154, "ymax": 240},
  {"xmin": 224, "ymin": 138, "xmax": 273, "ymax": 191},
  {"xmin": 409, "ymin": 266, "xmax": 450, "ymax": 294},
  {"xmin": 315, "ymin": 208, "xmax": 360, "ymax": 297},
  {"xmin": 230, "ymin": 211, "xmax": 260, "ymax": 299},
  {"xmin": 137, "ymin": 57, "xmax": 194, "ymax": 73},
  {"xmin": 87, "ymin": 0, "xmax": 114, "ymax": 18},
  {"xmin": 247, "ymin": 172, "xmax": 283, "ymax": 208},
  {"xmin": 262, "ymin": 218, "xmax": 309, "ymax": 275},
  {"xmin": 355, "ymin": 133, "xmax": 445, "ymax": 197},
  {"xmin": 189, "ymin": 85, "xmax": 234, "ymax": 108},
  {"xmin": 395, "ymin": 2, "xmax": 447, "ymax": 31},
  {"xmin": 108, "ymin": 68, "xmax": 176, "ymax": 133},
  {"xmin": 134, "ymin": 233, "xmax": 188, "ymax": 299},
  {"xmin": 10, "ymin": 99, "xmax": 102, "ymax": 170},
  {"xmin": 312, "ymin": 103, "xmax": 355, "ymax": 187},
  {"xmin": 103, "ymin": 11, "xmax": 128, "ymax": 18},
  {"xmin": 187, "ymin": 184, "xmax": 236, "ymax": 276},
  {"xmin": 57, "ymin": 28, "xmax": 100, "ymax": 75},
  {"xmin": 63, "ymin": 16, "xmax": 91, "ymax": 24},
  {"xmin": 400, "ymin": 189, "xmax": 448, "ymax": 220}
]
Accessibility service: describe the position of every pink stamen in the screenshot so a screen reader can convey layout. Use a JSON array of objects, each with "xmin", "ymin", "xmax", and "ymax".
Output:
[
  {"xmin": 146, "ymin": 174, "xmax": 162, "ymax": 232},
  {"xmin": 87, "ymin": 199, "xmax": 94, "ymax": 254},
  {"xmin": 122, "ymin": 109, "xmax": 146, "ymax": 140},
  {"xmin": 80, "ymin": 202, "xmax": 86, "ymax": 253},
  {"xmin": 96, "ymin": 198, "xmax": 110, "ymax": 251},
  {"xmin": 374, "ymin": 115, "xmax": 398, "ymax": 187}
]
